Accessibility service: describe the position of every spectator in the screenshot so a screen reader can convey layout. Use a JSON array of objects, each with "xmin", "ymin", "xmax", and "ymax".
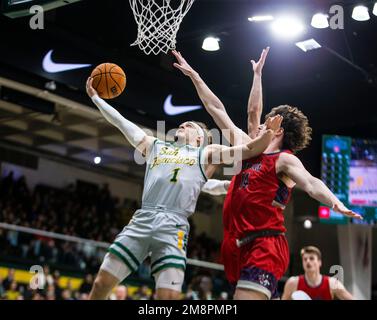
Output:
[
  {"xmin": 186, "ymin": 275, "xmax": 213, "ymax": 300},
  {"xmin": 31, "ymin": 292, "xmax": 45, "ymax": 300},
  {"xmin": 134, "ymin": 285, "xmax": 151, "ymax": 300},
  {"xmin": 0, "ymin": 276, "xmax": 5, "ymax": 298},
  {"xmin": 79, "ymin": 274, "xmax": 93, "ymax": 294},
  {"xmin": 3, "ymin": 268, "xmax": 15, "ymax": 290},
  {"xmin": 110, "ymin": 285, "xmax": 132, "ymax": 300},
  {"xmin": 45, "ymin": 284, "xmax": 56, "ymax": 300},
  {"xmin": 5, "ymin": 281, "xmax": 20, "ymax": 300},
  {"xmin": 61, "ymin": 289, "xmax": 73, "ymax": 300}
]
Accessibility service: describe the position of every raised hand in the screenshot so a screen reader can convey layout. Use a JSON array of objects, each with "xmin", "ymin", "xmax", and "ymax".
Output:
[
  {"xmin": 251, "ymin": 47, "xmax": 270, "ymax": 76},
  {"xmin": 265, "ymin": 115, "xmax": 283, "ymax": 133},
  {"xmin": 172, "ymin": 50, "xmax": 196, "ymax": 77}
]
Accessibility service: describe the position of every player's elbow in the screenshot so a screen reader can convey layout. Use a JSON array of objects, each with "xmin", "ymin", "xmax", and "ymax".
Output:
[
  {"xmin": 247, "ymin": 103, "xmax": 262, "ymax": 118},
  {"xmin": 248, "ymin": 105, "xmax": 259, "ymax": 115}
]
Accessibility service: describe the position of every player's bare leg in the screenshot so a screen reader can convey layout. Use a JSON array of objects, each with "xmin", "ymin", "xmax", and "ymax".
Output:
[
  {"xmin": 156, "ymin": 288, "xmax": 181, "ymax": 300},
  {"xmin": 89, "ymin": 269, "xmax": 120, "ymax": 300},
  {"xmin": 234, "ymin": 288, "xmax": 268, "ymax": 300}
]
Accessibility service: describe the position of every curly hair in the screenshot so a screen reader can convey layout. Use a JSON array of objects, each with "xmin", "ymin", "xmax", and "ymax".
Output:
[{"xmin": 265, "ymin": 105, "xmax": 312, "ymax": 153}]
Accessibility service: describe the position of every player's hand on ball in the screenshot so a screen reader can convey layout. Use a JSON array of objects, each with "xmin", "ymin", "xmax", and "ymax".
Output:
[
  {"xmin": 265, "ymin": 115, "xmax": 283, "ymax": 133},
  {"xmin": 172, "ymin": 50, "xmax": 196, "ymax": 76},
  {"xmin": 86, "ymin": 77, "xmax": 97, "ymax": 98},
  {"xmin": 333, "ymin": 202, "xmax": 363, "ymax": 220}
]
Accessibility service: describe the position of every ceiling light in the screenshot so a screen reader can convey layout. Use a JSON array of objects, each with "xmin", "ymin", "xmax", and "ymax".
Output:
[
  {"xmin": 271, "ymin": 16, "xmax": 305, "ymax": 39},
  {"xmin": 303, "ymin": 219, "xmax": 313, "ymax": 229},
  {"xmin": 311, "ymin": 13, "xmax": 329, "ymax": 29},
  {"xmin": 295, "ymin": 39, "xmax": 322, "ymax": 52},
  {"xmin": 202, "ymin": 37, "xmax": 220, "ymax": 51},
  {"xmin": 248, "ymin": 15, "xmax": 274, "ymax": 22},
  {"xmin": 352, "ymin": 5, "xmax": 370, "ymax": 21}
]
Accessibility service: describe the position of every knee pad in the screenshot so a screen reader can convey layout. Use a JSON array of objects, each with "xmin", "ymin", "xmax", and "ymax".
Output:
[
  {"xmin": 100, "ymin": 252, "xmax": 132, "ymax": 282},
  {"xmin": 154, "ymin": 267, "xmax": 184, "ymax": 292}
]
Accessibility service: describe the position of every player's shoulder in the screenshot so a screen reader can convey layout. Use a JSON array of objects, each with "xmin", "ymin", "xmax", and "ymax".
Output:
[
  {"xmin": 285, "ymin": 276, "xmax": 299, "ymax": 287},
  {"xmin": 277, "ymin": 151, "xmax": 301, "ymax": 167},
  {"xmin": 278, "ymin": 151, "xmax": 298, "ymax": 161}
]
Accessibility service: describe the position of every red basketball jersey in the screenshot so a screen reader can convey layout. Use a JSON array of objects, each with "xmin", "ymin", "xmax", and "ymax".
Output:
[
  {"xmin": 223, "ymin": 151, "xmax": 293, "ymax": 237},
  {"xmin": 297, "ymin": 275, "xmax": 333, "ymax": 300}
]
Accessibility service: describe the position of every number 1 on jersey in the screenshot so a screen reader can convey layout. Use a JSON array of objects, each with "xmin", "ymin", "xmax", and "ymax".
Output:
[{"xmin": 170, "ymin": 168, "xmax": 181, "ymax": 183}]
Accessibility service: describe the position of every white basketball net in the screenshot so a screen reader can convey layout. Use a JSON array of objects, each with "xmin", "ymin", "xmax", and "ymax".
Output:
[{"xmin": 129, "ymin": 0, "xmax": 195, "ymax": 55}]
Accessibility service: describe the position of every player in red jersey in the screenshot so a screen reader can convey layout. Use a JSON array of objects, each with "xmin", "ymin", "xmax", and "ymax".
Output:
[
  {"xmin": 173, "ymin": 49, "xmax": 362, "ymax": 300},
  {"xmin": 282, "ymin": 246, "xmax": 353, "ymax": 300}
]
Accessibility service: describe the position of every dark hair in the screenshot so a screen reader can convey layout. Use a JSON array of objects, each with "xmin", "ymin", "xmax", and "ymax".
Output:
[
  {"xmin": 265, "ymin": 105, "xmax": 312, "ymax": 153},
  {"xmin": 301, "ymin": 246, "xmax": 322, "ymax": 260}
]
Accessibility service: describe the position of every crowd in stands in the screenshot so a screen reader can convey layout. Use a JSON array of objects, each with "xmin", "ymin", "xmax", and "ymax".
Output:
[
  {"xmin": 0, "ymin": 172, "xmax": 230, "ymax": 300},
  {"xmin": 0, "ymin": 266, "xmax": 229, "ymax": 300}
]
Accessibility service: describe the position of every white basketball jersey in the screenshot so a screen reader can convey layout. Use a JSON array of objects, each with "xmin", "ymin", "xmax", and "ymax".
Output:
[{"xmin": 142, "ymin": 139, "xmax": 207, "ymax": 216}]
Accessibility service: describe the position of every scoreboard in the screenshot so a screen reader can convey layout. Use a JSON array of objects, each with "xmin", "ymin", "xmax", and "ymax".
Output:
[{"xmin": 320, "ymin": 135, "xmax": 377, "ymax": 224}]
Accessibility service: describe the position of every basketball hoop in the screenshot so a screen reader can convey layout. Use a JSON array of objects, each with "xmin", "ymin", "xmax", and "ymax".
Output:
[{"xmin": 129, "ymin": 0, "xmax": 195, "ymax": 55}]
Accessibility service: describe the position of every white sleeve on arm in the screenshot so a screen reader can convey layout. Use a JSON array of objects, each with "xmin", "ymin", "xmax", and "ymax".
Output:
[
  {"xmin": 91, "ymin": 94, "xmax": 146, "ymax": 148},
  {"xmin": 201, "ymin": 179, "xmax": 229, "ymax": 196}
]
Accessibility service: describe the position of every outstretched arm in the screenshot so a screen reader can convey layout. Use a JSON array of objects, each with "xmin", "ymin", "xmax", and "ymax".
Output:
[
  {"xmin": 248, "ymin": 47, "xmax": 269, "ymax": 139},
  {"xmin": 281, "ymin": 277, "xmax": 298, "ymax": 300},
  {"xmin": 172, "ymin": 50, "xmax": 251, "ymax": 146},
  {"xmin": 201, "ymin": 179, "xmax": 230, "ymax": 196},
  {"xmin": 205, "ymin": 115, "xmax": 282, "ymax": 166},
  {"xmin": 86, "ymin": 78, "xmax": 155, "ymax": 155},
  {"xmin": 278, "ymin": 153, "xmax": 363, "ymax": 220}
]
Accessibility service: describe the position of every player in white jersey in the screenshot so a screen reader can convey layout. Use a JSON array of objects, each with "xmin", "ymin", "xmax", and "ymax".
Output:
[{"xmin": 85, "ymin": 77, "xmax": 282, "ymax": 300}]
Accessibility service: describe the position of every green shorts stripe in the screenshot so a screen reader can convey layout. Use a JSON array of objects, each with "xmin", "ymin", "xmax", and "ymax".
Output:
[
  {"xmin": 151, "ymin": 255, "xmax": 187, "ymax": 270},
  {"xmin": 151, "ymin": 263, "xmax": 186, "ymax": 276},
  {"xmin": 108, "ymin": 248, "xmax": 136, "ymax": 273},
  {"xmin": 113, "ymin": 241, "xmax": 140, "ymax": 267}
]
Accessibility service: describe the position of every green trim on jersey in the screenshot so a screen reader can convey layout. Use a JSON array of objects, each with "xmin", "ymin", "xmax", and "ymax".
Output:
[{"xmin": 198, "ymin": 147, "xmax": 208, "ymax": 181}]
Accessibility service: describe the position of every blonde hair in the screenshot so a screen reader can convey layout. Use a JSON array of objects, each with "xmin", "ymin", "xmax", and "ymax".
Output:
[
  {"xmin": 300, "ymin": 246, "xmax": 322, "ymax": 260},
  {"xmin": 192, "ymin": 121, "xmax": 212, "ymax": 146}
]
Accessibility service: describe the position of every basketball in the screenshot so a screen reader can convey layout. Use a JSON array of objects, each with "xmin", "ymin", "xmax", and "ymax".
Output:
[{"xmin": 90, "ymin": 63, "xmax": 126, "ymax": 99}]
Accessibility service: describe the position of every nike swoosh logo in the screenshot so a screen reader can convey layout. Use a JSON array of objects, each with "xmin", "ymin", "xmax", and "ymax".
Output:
[
  {"xmin": 42, "ymin": 50, "xmax": 91, "ymax": 73},
  {"xmin": 163, "ymin": 95, "xmax": 202, "ymax": 116}
]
